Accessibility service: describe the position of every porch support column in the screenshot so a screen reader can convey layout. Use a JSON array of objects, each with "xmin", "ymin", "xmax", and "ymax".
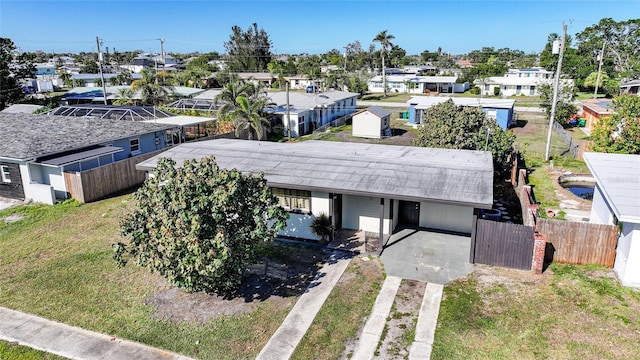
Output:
[
  {"xmin": 469, "ymin": 208, "xmax": 480, "ymax": 263},
  {"xmin": 378, "ymin": 198, "xmax": 385, "ymax": 255}
]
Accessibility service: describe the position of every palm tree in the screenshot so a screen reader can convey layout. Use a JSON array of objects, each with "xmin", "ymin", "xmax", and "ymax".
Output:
[
  {"xmin": 131, "ymin": 69, "xmax": 173, "ymax": 106},
  {"xmin": 373, "ymin": 30, "xmax": 395, "ymax": 97},
  {"xmin": 113, "ymin": 88, "xmax": 133, "ymax": 105},
  {"xmin": 228, "ymin": 95, "xmax": 272, "ymax": 140}
]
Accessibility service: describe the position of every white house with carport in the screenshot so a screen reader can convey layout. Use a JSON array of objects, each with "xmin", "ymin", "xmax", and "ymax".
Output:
[
  {"xmin": 136, "ymin": 139, "xmax": 494, "ymax": 254},
  {"xmin": 406, "ymin": 96, "xmax": 516, "ymax": 129},
  {"xmin": 584, "ymin": 152, "xmax": 640, "ymax": 288},
  {"xmin": 352, "ymin": 106, "xmax": 391, "ymax": 139},
  {"xmin": 368, "ymin": 75, "xmax": 464, "ymax": 94}
]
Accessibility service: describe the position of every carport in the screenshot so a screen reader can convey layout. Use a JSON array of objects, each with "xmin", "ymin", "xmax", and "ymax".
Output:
[{"xmin": 380, "ymin": 227, "xmax": 474, "ymax": 284}]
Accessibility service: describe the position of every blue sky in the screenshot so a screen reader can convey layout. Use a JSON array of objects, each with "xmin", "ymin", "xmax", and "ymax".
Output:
[{"xmin": 0, "ymin": 1, "xmax": 637, "ymax": 55}]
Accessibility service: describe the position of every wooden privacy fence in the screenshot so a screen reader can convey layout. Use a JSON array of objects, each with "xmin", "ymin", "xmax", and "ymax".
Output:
[
  {"xmin": 471, "ymin": 219, "xmax": 535, "ymax": 270},
  {"xmin": 64, "ymin": 149, "xmax": 165, "ymax": 203},
  {"xmin": 536, "ymin": 218, "xmax": 618, "ymax": 267}
]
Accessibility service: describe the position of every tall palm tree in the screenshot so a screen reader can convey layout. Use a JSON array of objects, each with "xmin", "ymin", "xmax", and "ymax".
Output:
[
  {"xmin": 113, "ymin": 88, "xmax": 133, "ymax": 105},
  {"xmin": 227, "ymin": 95, "xmax": 272, "ymax": 140},
  {"xmin": 373, "ymin": 30, "xmax": 395, "ymax": 97}
]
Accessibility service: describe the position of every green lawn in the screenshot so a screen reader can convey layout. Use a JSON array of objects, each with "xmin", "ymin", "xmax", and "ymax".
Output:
[
  {"xmin": 433, "ymin": 264, "xmax": 640, "ymax": 359},
  {"xmin": 0, "ymin": 341, "xmax": 65, "ymax": 360},
  {"xmin": 0, "ymin": 197, "xmax": 309, "ymax": 360}
]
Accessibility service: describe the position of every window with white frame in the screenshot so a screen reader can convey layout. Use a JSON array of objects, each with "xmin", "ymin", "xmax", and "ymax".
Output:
[
  {"xmin": 272, "ymin": 188, "xmax": 311, "ymax": 213},
  {"xmin": 130, "ymin": 138, "xmax": 140, "ymax": 153},
  {"xmin": 1, "ymin": 166, "xmax": 10, "ymax": 183}
]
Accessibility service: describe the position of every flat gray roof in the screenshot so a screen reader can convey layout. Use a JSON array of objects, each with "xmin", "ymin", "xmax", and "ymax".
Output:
[
  {"xmin": 584, "ymin": 152, "xmax": 640, "ymax": 223},
  {"xmin": 137, "ymin": 139, "xmax": 494, "ymax": 208}
]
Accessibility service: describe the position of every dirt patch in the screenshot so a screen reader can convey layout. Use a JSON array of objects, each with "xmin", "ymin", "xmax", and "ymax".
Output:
[
  {"xmin": 374, "ymin": 279, "xmax": 425, "ymax": 359},
  {"xmin": 146, "ymin": 244, "xmax": 330, "ymax": 323}
]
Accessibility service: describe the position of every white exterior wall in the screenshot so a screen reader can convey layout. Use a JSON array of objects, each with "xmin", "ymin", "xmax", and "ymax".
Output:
[
  {"xmin": 589, "ymin": 185, "xmax": 616, "ymax": 224},
  {"xmin": 342, "ymin": 195, "xmax": 392, "ymax": 234},
  {"xmin": 614, "ymin": 223, "xmax": 640, "ymax": 287},
  {"xmin": 352, "ymin": 112, "xmax": 382, "ymax": 138},
  {"xmin": 419, "ymin": 202, "xmax": 473, "ymax": 234},
  {"xmin": 19, "ymin": 162, "xmax": 56, "ymax": 205},
  {"xmin": 277, "ymin": 191, "xmax": 330, "ymax": 241}
]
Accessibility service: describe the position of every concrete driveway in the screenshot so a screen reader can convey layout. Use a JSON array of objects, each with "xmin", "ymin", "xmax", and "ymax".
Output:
[{"xmin": 380, "ymin": 227, "xmax": 474, "ymax": 284}]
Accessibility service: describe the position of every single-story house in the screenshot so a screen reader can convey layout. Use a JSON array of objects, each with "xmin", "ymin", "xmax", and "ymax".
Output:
[
  {"xmin": 584, "ymin": 152, "xmax": 640, "ymax": 288},
  {"xmin": 368, "ymin": 75, "xmax": 461, "ymax": 94},
  {"xmin": 352, "ymin": 106, "xmax": 391, "ymax": 139},
  {"xmin": 136, "ymin": 139, "xmax": 494, "ymax": 251},
  {"xmin": 120, "ymin": 57, "xmax": 156, "ymax": 73},
  {"xmin": 620, "ymin": 80, "xmax": 640, "ymax": 96},
  {"xmin": 0, "ymin": 113, "xmax": 173, "ymax": 204},
  {"xmin": 267, "ymin": 90, "xmax": 359, "ymax": 137},
  {"xmin": 284, "ymin": 75, "xmax": 314, "ymax": 90},
  {"xmin": 580, "ymin": 99, "xmax": 614, "ymax": 133},
  {"xmin": 406, "ymin": 96, "xmax": 516, "ymax": 129}
]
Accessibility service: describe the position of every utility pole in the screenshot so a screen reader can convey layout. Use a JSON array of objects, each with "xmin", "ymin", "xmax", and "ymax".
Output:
[
  {"xmin": 343, "ymin": 46, "xmax": 348, "ymax": 72},
  {"xmin": 95, "ymin": 36, "xmax": 108, "ymax": 105},
  {"xmin": 544, "ymin": 21, "xmax": 567, "ymax": 161},
  {"xmin": 158, "ymin": 38, "xmax": 165, "ymax": 85},
  {"xmin": 593, "ymin": 41, "xmax": 606, "ymax": 99},
  {"xmin": 286, "ymin": 81, "xmax": 291, "ymax": 141}
]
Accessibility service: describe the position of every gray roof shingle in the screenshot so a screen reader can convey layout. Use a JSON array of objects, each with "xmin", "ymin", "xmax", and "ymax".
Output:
[{"xmin": 0, "ymin": 113, "xmax": 173, "ymax": 160}]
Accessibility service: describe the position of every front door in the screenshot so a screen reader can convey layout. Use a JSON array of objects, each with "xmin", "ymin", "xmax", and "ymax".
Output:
[
  {"xmin": 399, "ymin": 201, "xmax": 420, "ymax": 226},
  {"xmin": 332, "ymin": 194, "xmax": 342, "ymax": 230}
]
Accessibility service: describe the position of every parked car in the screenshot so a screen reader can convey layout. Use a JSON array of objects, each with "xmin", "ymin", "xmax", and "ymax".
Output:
[{"xmin": 306, "ymin": 85, "xmax": 318, "ymax": 93}]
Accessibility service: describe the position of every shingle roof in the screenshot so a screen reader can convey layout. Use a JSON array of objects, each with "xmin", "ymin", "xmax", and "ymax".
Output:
[
  {"xmin": 137, "ymin": 139, "xmax": 494, "ymax": 208},
  {"xmin": 584, "ymin": 152, "xmax": 640, "ymax": 223},
  {"xmin": 0, "ymin": 113, "xmax": 173, "ymax": 160}
]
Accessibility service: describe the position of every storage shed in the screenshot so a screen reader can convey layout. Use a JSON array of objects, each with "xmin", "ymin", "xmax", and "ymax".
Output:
[{"xmin": 352, "ymin": 106, "xmax": 392, "ymax": 139}]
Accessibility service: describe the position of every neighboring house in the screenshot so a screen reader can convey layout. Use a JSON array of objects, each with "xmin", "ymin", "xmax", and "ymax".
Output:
[
  {"xmin": 284, "ymin": 75, "xmax": 314, "ymax": 90},
  {"xmin": 120, "ymin": 57, "xmax": 155, "ymax": 73},
  {"xmin": 136, "ymin": 139, "xmax": 494, "ymax": 245},
  {"xmin": 456, "ymin": 59, "xmax": 473, "ymax": 68},
  {"xmin": 268, "ymin": 90, "xmax": 359, "ymax": 137},
  {"xmin": 352, "ymin": 106, "xmax": 391, "ymax": 139},
  {"xmin": 476, "ymin": 67, "xmax": 564, "ymax": 97},
  {"xmin": 580, "ymin": 99, "xmax": 614, "ymax": 133},
  {"xmin": 368, "ymin": 75, "xmax": 462, "ymax": 94},
  {"xmin": 33, "ymin": 63, "xmax": 56, "ymax": 77},
  {"xmin": 0, "ymin": 113, "xmax": 172, "ymax": 204},
  {"xmin": 70, "ymin": 73, "xmax": 142, "ymax": 87},
  {"xmin": 620, "ymin": 80, "xmax": 640, "ymax": 96},
  {"xmin": 584, "ymin": 152, "xmax": 640, "ymax": 288},
  {"xmin": 406, "ymin": 96, "xmax": 516, "ymax": 129},
  {"xmin": 60, "ymin": 86, "xmax": 205, "ymax": 105},
  {"xmin": 236, "ymin": 72, "xmax": 275, "ymax": 86}
]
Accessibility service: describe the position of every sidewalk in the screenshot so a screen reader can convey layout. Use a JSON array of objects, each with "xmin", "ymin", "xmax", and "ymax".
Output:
[{"xmin": 0, "ymin": 307, "xmax": 194, "ymax": 360}]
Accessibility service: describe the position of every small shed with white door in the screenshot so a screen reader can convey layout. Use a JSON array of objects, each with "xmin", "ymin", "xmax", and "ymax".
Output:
[{"xmin": 352, "ymin": 106, "xmax": 391, "ymax": 139}]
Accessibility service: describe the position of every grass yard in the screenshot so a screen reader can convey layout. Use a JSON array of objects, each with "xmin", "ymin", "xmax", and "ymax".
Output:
[
  {"xmin": 0, "ymin": 340, "xmax": 65, "ymax": 360},
  {"xmin": 0, "ymin": 196, "xmax": 323, "ymax": 359},
  {"xmin": 291, "ymin": 255, "xmax": 384, "ymax": 360},
  {"xmin": 433, "ymin": 264, "xmax": 640, "ymax": 359}
]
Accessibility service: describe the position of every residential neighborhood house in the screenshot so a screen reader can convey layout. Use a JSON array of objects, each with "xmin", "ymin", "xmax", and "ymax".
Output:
[
  {"xmin": 368, "ymin": 75, "xmax": 466, "ymax": 94},
  {"xmin": 0, "ymin": 113, "xmax": 173, "ymax": 204},
  {"xmin": 136, "ymin": 139, "xmax": 494, "ymax": 254},
  {"xmin": 406, "ymin": 96, "xmax": 516, "ymax": 129},
  {"xmin": 584, "ymin": 152, "xmax": 640, "ymax": 288},
  {"xmin": 474, "ymin": 67, "xmax": 567, "ymax": 97},
  {"xmin": 579, "ymin": 98, "xmax": 614, "ymax": 133}
]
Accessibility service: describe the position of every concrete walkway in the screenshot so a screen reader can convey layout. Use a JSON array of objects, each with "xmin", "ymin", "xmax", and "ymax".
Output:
[
  {"xmin": 409, "ymin": 283, "xmax": 444, "ymax": 360},
  {"xmin": 0, "ymin": 307, "xmax": 193, "ymax": 360},
  {"xmin": 351, "ymin": 275, "xmax": 402, "ymax": 360},
  {"xmin": 256, "ymin": 251, "xmax": 352, "ymax": 360}
]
